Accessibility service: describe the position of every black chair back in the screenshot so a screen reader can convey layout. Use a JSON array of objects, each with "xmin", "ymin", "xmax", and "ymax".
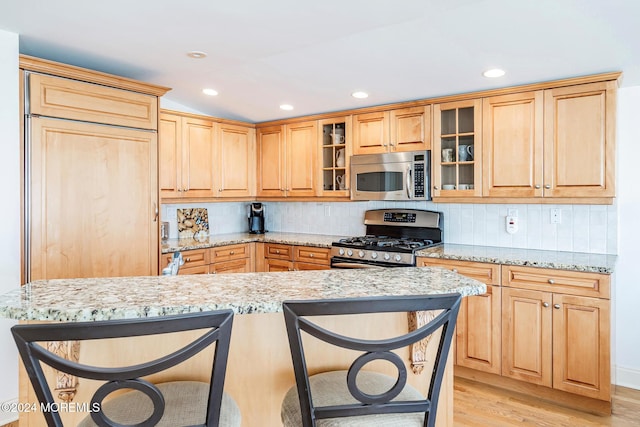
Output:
[
  {"xmin": 12, "ymin": 311, "xmax": 234, "ymax": 427},
  {"xmin": 282, "ymin": 293, "xmax": 461, "ymax": 427}
]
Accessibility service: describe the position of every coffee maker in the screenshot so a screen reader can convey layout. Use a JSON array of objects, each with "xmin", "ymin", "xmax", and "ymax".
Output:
[{"xmin": 248, "ymin": 203, "xmax": 266, "ymax": 234}]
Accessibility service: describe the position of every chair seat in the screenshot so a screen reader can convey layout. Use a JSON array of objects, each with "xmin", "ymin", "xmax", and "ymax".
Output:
[
  {"xmin": 281, "ymin": 370, "xmax": 426, "ymax": 427},
  {"xmin": 78, "ymin": 381, "xmax": 241, "ymax": 427}
]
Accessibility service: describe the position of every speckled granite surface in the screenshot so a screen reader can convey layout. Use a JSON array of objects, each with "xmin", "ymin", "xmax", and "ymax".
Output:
[
  {"xmin": 0, "ymin": 268, "xmax": 485, "ymax": 321},
  {"xmin": 161, "ymin": 232, "xmax": 343, "ymax": 253},
  {"xmin": 416, "ymin": 244, "xmax": 616, "ymax": 274}
]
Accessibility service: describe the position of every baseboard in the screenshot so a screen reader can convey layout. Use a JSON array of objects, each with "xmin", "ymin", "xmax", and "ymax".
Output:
[
  {"xmin": 615, "ymin": 365, "xmax": 640, "ymax": 390},
  {"xmin": 0, "ymin": 398, "xmax": 18, "ymax": 425}
]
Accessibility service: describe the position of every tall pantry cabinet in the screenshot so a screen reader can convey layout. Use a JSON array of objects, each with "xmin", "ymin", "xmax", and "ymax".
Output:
[{"xmin": 20, "ymin": 56, "xmax": 170, "ymax": 282}]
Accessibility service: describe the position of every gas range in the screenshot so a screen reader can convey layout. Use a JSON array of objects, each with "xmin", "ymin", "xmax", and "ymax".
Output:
[{"xmin": 330, "ymin": 209, "xmax": 443, "ymax": 268}]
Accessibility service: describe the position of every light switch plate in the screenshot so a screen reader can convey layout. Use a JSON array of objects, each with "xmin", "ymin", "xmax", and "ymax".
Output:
[{"xmin": 551, "ymin": 208, "xmax": 562, "ymax": 224}]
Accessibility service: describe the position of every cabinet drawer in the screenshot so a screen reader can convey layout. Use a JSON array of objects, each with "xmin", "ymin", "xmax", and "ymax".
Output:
[
  {"xmin": 212, "ymin": 258, "xmax": 251, "ymax": 275},
  {"xmin": 29, "ymin": 74, "xmax": 157, "ymax": 130},
  {"xmin": 265, "ymin": 243, "xmax": 293, "ymax": 260},
  {"xmin": 502, "ymin": 265, "xmax": 610, "ymax": 298},
  {"xmin": 417, "ymin": 258, "xmax": 500, "ymax": 286},
  {"xmin": 177, "ymin": 264, "xmax": 210, "ymax": 275},
  {"xmin": 294, "ymin": 246, "xmax": 330, "ymax": 266},
  {"xmin": 163, "ymin": 249, "xmax": 209, "ymax": 269},
  {"xmin": 211, "ymin": 243, "xmax": 249, "ymax": 262},
  {"xmin": 295, "ymin": 262, "xmax": 331, "ymax": 271}
]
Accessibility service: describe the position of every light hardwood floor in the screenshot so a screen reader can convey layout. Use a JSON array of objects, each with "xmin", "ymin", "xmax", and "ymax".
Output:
[{"xmin": 454, "ymin": 377, "xmax": 640, "ymax": 426}]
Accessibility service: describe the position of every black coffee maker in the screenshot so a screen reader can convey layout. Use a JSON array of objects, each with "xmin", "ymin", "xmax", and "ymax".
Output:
[{"xmin": 248, "ymin": 203, "xmax": 266, "ymax": 234}]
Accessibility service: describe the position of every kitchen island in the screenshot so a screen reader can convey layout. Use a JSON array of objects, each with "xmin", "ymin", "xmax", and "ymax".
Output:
[{"xmin": 0, "ymin": 267, "xmax": 485, "ymax": 426}]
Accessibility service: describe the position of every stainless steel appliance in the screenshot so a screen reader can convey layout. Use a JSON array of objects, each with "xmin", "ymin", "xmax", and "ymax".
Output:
[
  {"xmin": 330, "ymin": 209, "xmax": 442, "ymax": 268},
  {"xmin": 248, "ymin": 202, "xmax": 266, "ymax": 234},
  {"xmin": 350, "ymin": 150, "xmax": 430, "ymax": 201}
]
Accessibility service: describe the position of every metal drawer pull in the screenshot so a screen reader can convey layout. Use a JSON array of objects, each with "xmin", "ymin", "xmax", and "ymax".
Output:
[
  {"xmin": 554, "ymin": 304, "xmax": 561, "ymax": 309},
  {"xmin": 548, "ymin": 279, "xmax": 555, "ymax": 284},
  {"xmin": 543, "ymin": 302, "xmax": 549, "ymax": 308},
  {"xmin": 535, "ymin": 184, "xmax": 541, "ymax": 189},
  {"xmin": 545, "ymin": 184, "xmax": 551, "ymax": 189},
  {"xmin": 309, "ymin": 253, "xmax": 314, "ymax": 257}
]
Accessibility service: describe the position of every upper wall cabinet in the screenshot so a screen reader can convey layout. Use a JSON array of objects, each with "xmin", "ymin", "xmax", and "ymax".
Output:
[
  {"xmin": 216, "ymin": 123, "xmax": 256, "ymax": 198},
  {"xmin": 160, "ymin": 112, "xmax": 216, "ymax": 199},
  {"xmin": 257, "ymin": 121, "xmax": 318, "ymax": 198},
  {"xmin": 319, "ymin": 116, "xmax": 352, "ymax": 197},
  {"xmin": 352, "ymin": 106, "xmax": 430, "ymax": 155},
  {"xmin": 432, "ymin": 99, "xmax": 483, "ymax": 198},
  {"xmin": 482, "ymin": 81, "xmax": 616, "ymax": 201}
]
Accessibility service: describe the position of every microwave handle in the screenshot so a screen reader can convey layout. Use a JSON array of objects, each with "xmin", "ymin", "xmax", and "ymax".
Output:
[{"xmin": 406, "ymin": 166, "xmax": 413, "ymax": 199}]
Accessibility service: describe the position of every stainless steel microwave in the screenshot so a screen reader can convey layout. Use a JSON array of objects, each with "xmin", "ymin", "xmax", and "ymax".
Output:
[{"xmin": 350, "ymin": 150, "xmax": 431, "ymax": 201}]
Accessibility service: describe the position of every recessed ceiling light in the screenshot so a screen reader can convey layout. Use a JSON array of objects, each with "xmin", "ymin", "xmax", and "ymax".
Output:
[
  {"xmin": 483, "ymin": 68, "xmax": 506, "ymax": 78},
  {"xmin": 187, "ymin": 51, "xmax": 207, "ymax": 59},
  {"xmin": 351, "ymin": 91, "xmax": 369, "ymax": 99},
  {"xmin": 202, "ymin": 88, "xmax": 218, "ymax": 96},
  {"xmin": 280, "ymin": 104, "xmax": 294, "ymax": 111}
]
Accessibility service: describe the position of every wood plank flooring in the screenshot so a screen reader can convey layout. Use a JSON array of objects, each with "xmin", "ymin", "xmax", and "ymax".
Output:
[{"xmin": 454, "ymin": 377, "xmax": 640, "ymax": 426}]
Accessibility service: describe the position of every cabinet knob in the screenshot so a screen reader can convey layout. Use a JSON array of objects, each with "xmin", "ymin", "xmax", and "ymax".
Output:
[
  {"xmin": 309, "ymin": 253, "xmax": 314, "ymax": 257},
  {"xmin": 548, "ymin": 279, "xmax": 555, "ymax": 284},
  {"xmin": 434, "ymin": 186, "xmax": 439, "ymax": 190},
  {"xmin": 535, "ymin": 184, "xmax": 541, "ymax": 189},
  {"xmin": 545, "ymin": 184, "xmax": 551, "ymax": 189},
  {"xmin": 554, "ymin": 304, "xmax": 561, "ymax": 309},
  {"xmin": 230, "ymin": 251, "xmax": 235, "ymax": 255},
  {"xmin": 452, "ymin": 269, "xmax": 458, "ymax": 273},
  {"xmin": 543, "ymin": 302, "xmax": 549, "ymax": 308},
  {"xmin": 275, "ymin": 250, "xmax": 280, "ymax": 254},
  {"xmin": 185, "ymin": 257, "xmax": 191, "ymax": 262}
]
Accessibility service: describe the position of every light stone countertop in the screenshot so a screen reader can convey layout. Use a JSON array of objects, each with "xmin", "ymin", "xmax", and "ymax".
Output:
[
  {"xmin": 416, "ymin": 244, "xmax": 617, "ymax": 274},
  {"xmin": 163, "ymin": 233, "xmax": 616, "ymax": 274},
  {"xmin": 0, "ymin": 268, "xmax": 485, "ymax": 322}
]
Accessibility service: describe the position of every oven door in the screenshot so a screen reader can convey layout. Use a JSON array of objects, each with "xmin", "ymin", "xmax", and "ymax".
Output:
[
  {"xmin": 330, "ymin": 257, "xmax": 409, "ymax": 269},
  {"xmin": 350, "ymin": 161, "xmax": 412, "ymax": 201}
]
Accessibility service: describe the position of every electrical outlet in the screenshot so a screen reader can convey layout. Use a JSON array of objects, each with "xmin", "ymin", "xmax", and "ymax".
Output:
[
  {"xmin": 551, "ymin": 208, "xmax": 562, "ymax": 224},
  {"xmin": 506, "ymin": 216, "xmax": 518, "ymax": 234}
]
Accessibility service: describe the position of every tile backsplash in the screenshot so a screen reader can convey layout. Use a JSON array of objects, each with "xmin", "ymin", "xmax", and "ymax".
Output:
[{"xmin": 162, "ymin": 200, "xmax": 618, "ymax": 254}]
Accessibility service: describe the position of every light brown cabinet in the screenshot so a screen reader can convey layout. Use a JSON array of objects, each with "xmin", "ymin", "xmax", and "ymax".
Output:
[
  {"xmin": 432, "ymin": 99, "xmax": 482, "ymax": 198},
  {"xmin": 257, "ymin": 122, "xmax": 317, "ymax": 198},
  {"xmin": 417, "ymin": 258, "xmax": 501, "ymax": 375},
  {"xmin": 159, "ymin": 112, "xmax": 216, "ymax": 199},
  {"xmin": 319, "ymin": 117, "xmax": 351, "ymax": 197},
  {"xmin": 353, "ymin": 106, "xmax": 430, "ymax": 155},
  {"xmin": 482, "ymin": 81, "xmax": 616, "ymax": 201},
  {"xmin": 162, "ymin": 243, "xmax": 253, "ymax": 275},
  {"xmin": 263, "ymin": 243, "xmax": 330, "ymax": 271},
  {"xmin": 501, "ymin": 266, "xmax": 611, "ymax": 401},
  {"xmin": 216, "ymin": 122, "xmax": 256, "ymax": 198}
]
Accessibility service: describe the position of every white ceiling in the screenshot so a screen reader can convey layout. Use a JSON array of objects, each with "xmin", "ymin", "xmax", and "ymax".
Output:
[{"xmin": 2, "ymin": 0, "xmax": 639, "ymax": 122}]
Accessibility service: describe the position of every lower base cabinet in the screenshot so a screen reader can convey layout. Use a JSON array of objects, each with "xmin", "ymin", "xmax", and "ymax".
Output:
[
  {"xmin": 263, "ymin": 243, "xmax": 330, "ymax": 271},
  {"xmin": 417, "ymin": 257, "xmax": 612, "ymax": 405},
  {"xmin": 162, "ymin": 243, "xmax": 253, "ymax": 275}
]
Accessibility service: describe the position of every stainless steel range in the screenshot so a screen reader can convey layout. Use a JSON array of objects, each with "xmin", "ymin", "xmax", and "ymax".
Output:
[{"xmin": 330, "ymin": 209, "xmax": 443, "ymax": 268}]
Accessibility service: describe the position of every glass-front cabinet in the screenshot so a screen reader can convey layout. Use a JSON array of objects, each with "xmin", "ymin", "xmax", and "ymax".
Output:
[
  {"xmin": 433, "ymin": 99, "xmax": 482, "ymax": 198},
  {"xmin": 319, "ymin": 116, "xmax": 351, "ymax": 197}
]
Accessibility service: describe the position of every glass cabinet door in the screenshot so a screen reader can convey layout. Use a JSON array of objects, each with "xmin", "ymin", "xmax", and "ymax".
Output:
[
  {"xmin": 433, "ymin": 99, "xmax": 482, "ymax": 197},
  {"xmin": 319, "ymin": 117, "xmax": 351, "ymax": 197}
]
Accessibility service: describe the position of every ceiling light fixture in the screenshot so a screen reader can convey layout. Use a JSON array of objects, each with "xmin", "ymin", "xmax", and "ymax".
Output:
[
  {"xmin": 187, "ymin": 51, "xmax": 207, "ymax": 59},
  {"xmin": 351, "ymin": 91, "xmax": 369, "ymax": 99},
  {"xmin": 483, "ymin": 68, "xmax": 506, "ymax": 78},
  {"xmin": 202, "ymin": 88, "xmax": 218, "ymax": 96},
  {"xmin": 280, "ymin": 104, "xmax": 294, "ymax": 111}
]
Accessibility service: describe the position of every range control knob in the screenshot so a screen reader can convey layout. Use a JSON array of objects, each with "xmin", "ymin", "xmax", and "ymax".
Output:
[
  {"xmin": 358, "ymin": 250, "xmax": 366, "ymax": 258},
  {"xmin": 394, "ymin": 254, "xmax": 402, "ymax": 262},
  {"xmin": 347, "ymin": 249, "xmax": 353, "ymax": 257},
  {"xmin": 383, "ymin": 253, "xmax": 391, "ymax": 261},
  {"xmin": 371, "ymin": 252, "xmax": 378, "ymax": 259},
  {"xmin": 338, "ymin": 248, "xmax": 345, "ymax": 256}
]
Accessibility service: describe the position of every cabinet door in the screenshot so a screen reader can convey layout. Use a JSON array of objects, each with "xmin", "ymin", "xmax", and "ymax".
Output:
[
  {"xmin": 159, "ymin": 113, "xmax": 182, "ymax": 198},
  {"xmin": 216, "ymin": 123, "xmax": 256, "ymax": 197},
  {"xmin": 257, "ymin": 125, "xmax": 285, "ymax": 197},
  {"xmin": 212, "ymin": 258, "xmax": 251, "ymax": 274},
  {"xmin": 319, "ymin": 117, "xmax": 351, "ymax": 197},
  {"xmin": 29, "ymin": 118, "xmax": 158, "ymax": 280},
  {"xmin": 482, "ymin": 91, "xmax": 544, "ymax": 198},
  {"xmin": 181, "ymin": 117, "xmax": 216, "ymax": 198},
  {"xmin": 543, "ymin": 81, "xmax": 616, "ymax": 198},
  {"xmin": 432, "ymin": 99, "xmax": 482, "ymax": 198},
  {"xmin": 286, "ymin": 121, "xmax": 318, "ymax": 197},
  {"xmin": 390, "ymin": 106, "xmax": 431, "ymax": 152},
  {"xmin": 552, "ymin": 294, "xmax": 610, "ymax": 400},
  {"xmin": 352, "ymin": 111, "xmax": 390, "ymax": 155},
  {"xmin": 501, "ymin": 287, "xmax": 552, "ymax": 387},
  {"xmin": 294, "ymin": 262, "xmax": 331, "ymax": 271},
  {"xmin": 265, "ymin": 258, "xmax": 293, "ymax": 272}
]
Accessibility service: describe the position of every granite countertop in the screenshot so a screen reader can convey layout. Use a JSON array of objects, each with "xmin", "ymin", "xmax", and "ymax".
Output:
[
  {"xmin": 164, "ymin": 233, "xmax": 617, "ymax": 274},
  {"xmin": 161, "ymin": 232, "xmax": 344, "ymax": 253},
  {"xmin": 416, "ymin": 244, "xmax": 617, "ymax": 274},
  {"xmin": 0, "ymin": 268, "xmax": 485, "ymax": 322}
]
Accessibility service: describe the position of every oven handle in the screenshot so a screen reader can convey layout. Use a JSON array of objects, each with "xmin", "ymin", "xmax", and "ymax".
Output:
[
  {"xmin": 406, "ymin": 166, "xmax": 412, "ymax": 199},
  {"xmin": 331, "ymin": 262, "xmax": 381, "ymax": 269}
]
